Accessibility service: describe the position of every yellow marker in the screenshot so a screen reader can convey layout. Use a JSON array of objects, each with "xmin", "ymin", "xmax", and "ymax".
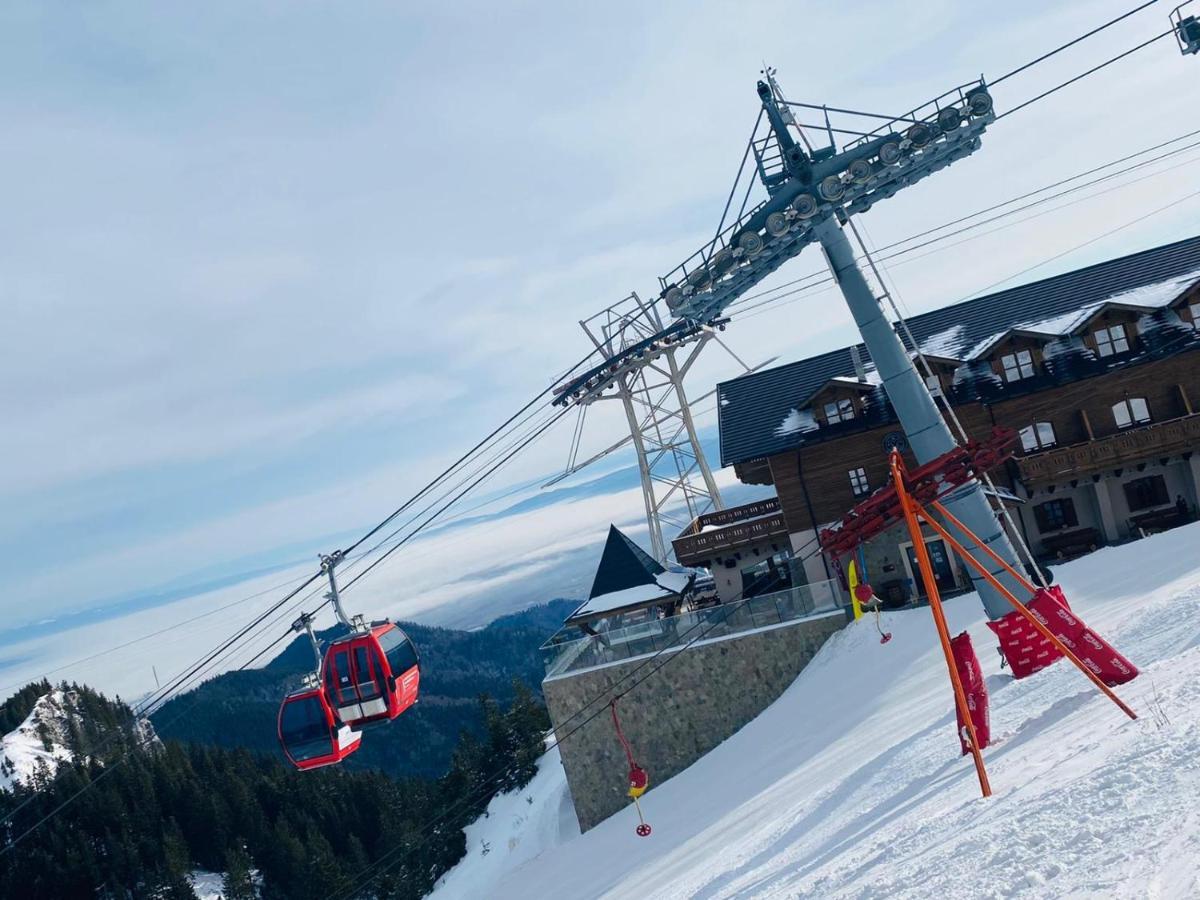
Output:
[{"xmin": 848, "ymin": 559, "xmax": 864, "ymax": 620}]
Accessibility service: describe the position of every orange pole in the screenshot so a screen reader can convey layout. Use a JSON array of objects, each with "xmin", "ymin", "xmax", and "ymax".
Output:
[
  {"xmin": 918, "ymin": 505, "xmax": 1137, "ymax": 721},
  {"xmin": 929, "ymin": 499, "xmax": 1037, "ymax": 594},
  {"xmin": 891, "ymin": 453, "xmax": 992, "ymax": 798}
]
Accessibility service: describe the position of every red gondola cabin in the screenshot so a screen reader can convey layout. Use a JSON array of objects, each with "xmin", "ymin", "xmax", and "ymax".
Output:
[
  {"xmin": 322, "ymin": 622, "xmax": 420, "ymax": 728},
  {"xmin": 277, "ymin": 686, "xmax": 362, "ymax": 770}
]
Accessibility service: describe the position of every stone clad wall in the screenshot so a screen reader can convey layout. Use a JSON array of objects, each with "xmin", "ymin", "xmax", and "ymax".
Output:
[{"xmin": 542, "ymin": 611, "xmax": 846, "ymax": 832}]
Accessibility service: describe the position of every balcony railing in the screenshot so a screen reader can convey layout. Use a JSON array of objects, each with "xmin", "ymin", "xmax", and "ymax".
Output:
[
  {"xmin": 672, "ymin": 497, "xmax": 791, "ymax": 566},
  {"xmin": 1017, "ymin": 413, "xmax": 1200, "ymax": 485},
  {"xmin": 541, "ymin": 579, "xmax": 846, "ymax": 680}
]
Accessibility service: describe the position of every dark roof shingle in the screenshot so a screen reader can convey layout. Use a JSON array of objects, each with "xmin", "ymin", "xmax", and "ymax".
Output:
[{"xmin": 718, "ymin": 234, "xmax": 1200, "ymax": 467}]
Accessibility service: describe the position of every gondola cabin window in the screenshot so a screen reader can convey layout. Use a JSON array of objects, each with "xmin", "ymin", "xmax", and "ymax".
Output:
[
  {"xmin": 378, "ymin": 626, "xmax": 419, "ymax": 676},
  {"xmin": 279, "ymin": 694, "xmax": 331, "ymax": 762}
]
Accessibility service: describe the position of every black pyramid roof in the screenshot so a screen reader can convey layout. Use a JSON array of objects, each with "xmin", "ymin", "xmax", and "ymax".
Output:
[{"xmin": 587, "ymin": 525, "xmax": 664, "ymax": 600}]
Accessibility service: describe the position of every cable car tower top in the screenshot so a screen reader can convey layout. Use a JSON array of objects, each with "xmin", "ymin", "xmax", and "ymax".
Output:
[{"xmin": 660, "ymin": 70, "xmax": 996, "ymax": 323}]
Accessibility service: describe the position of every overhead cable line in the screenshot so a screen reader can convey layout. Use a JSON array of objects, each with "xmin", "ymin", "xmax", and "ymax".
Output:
[
  {"xmin": 997, "ymin": 27, "xmax": 1178, "ymax": 120},
  {"xmin": 988, "ymin": 0, "xmax": 1163, "ymax": 86}
]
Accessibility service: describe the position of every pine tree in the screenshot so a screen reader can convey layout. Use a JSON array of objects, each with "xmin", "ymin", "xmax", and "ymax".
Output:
[{"xmin": 222, "ymin": 844, "xmax": 257, "ymax": 900}]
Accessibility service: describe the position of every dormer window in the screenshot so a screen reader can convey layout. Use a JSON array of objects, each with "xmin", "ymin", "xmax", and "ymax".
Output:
[
  {"xmin": 1112, "ymin": 397, "xmax": 1150, "ymax": 429},
  {"xmin": 925, "ymin": 374, "xmax": 943, "ymax": 398},
  {"xmin": 1094, "ymin": 324, "xmax": 1130, "ymax": 357},
  {"xmin": 1190, "ymin": 301, "xmax": 1200, "ymax": 330},
  {"xmin": 823, "ymin": 398, "xmax": 856, "ymax": 424},
  {"xmin": 1000, "ymin": 349, "xmax": 1035, "ymax": 383}
]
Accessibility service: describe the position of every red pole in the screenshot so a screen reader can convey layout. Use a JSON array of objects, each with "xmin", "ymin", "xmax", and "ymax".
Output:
[
  {"xmin": 891, "ymin": 452, "xmax": 992, "ymax": 798},
  {"xmin": 917, "ymin": 508, "xmax": 1137, "ymax": 721}
]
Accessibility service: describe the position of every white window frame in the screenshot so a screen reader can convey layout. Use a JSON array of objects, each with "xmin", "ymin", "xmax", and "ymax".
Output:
[
  {"xmin": 1000, "ymin": 349, "xmax": 1035, "ymax": 382},
  {"xmin": 1094, "ymin": 323, "xmax": 1130, "ymax": 358},
  {"xmin": 1112, "ymin": 397, "xmax": 1151, "ymax": 429},
  {"xmin": 1019, "ymin": 421, "xmax": 1057, "ymax": 452},
  {"xmin": 1190, "ymin": 302, "xmax": 1200, "ymax": 330},
  {"xmin": 849, "ymin": 467, "xmax": 869, "ymax": 496},
  {"xmin": 924, "ymin": 374, "xmax": 943, "ymax": 398},
  {"xmin": 824, "ymin": 398, "xmax": 856, "ymax": 424}
]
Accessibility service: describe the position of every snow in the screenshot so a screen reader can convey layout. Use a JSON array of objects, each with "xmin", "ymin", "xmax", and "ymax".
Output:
[
  {"xmin": 936, "ymin": 268, "xmax": 1200, "ymax": 364},
  {"xmin": 447, "ymin": 523, "xmax": 1200, "ymax": 899},
  {"xmin": 188, "ymin": 870, "xmax": 225, "ymax": 900},
  {"xmin": 918, "ymin": 323, "xmax": 968, "ymax": 359},
  {"xmin": 429, "ymin": 744, "xmax": 580, "ymax": 900},
  {"xmin": 1100, "ymin": 267, "xmax": 1200, "ymax": 310},
  {"xmin": 0, "ymin": 690, "xmax": 78, "ymax": 791},
  {"xmin": 775, "ymin": 407, "xmax": 818, "ymax": 436},
  {"xmin": 189, "ymin": 868, "xmax": 261, "ymax": 899}
]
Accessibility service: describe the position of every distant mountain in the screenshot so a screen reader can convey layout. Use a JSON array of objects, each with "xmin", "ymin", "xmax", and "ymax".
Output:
[{"xmin": 151, "ymin": 599, "xmax": 577, "ymax": 777}]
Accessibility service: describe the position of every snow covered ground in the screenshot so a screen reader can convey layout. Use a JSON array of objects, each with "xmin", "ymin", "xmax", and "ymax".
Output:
[
  {"xmin": 430, "ymin": 744, "xmax": 580, "ymax": 899},
  {"xmin": 432, "ymin": 522, "xmax": 1200, "ymax": 899}
]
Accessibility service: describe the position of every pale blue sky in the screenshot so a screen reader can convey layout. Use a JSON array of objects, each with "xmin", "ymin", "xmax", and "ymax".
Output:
[{"xmin": 3, "ymin": 0, "xmax": 1198, "ymax": 636}]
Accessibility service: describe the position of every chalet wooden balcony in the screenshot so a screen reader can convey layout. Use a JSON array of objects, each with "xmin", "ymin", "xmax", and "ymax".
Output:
[
  {"xmin": 1017, "ymin": 413, "xmax": 1200, "ymax": 486},
  {"xmin": 672, "ymin": 497, "xmax": 790, "ymax": 567}
]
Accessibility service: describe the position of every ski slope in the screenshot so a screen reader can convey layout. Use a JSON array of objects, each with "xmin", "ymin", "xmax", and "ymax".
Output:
[{"xmin": 432, "ymin": 522, "xmax": 1200, "ymax": 899}]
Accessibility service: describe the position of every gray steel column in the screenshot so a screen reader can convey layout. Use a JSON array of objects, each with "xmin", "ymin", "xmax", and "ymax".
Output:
[{"xmin": 813, "ymin": 215, "xmax": 1025, "ymax": 619}]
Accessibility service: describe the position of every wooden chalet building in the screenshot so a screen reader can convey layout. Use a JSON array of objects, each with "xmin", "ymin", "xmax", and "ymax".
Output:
[{"xmin": 678, "ymin": 235, "xmax": 1200, "ymax": 606}]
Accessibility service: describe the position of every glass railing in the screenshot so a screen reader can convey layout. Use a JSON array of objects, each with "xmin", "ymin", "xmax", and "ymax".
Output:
[{"xmin": 541, "ymin": 579, "xmax": 846, "ymax": 679}]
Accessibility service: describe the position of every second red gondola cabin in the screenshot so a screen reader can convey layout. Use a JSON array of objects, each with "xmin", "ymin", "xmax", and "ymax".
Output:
[
  {"xmin": 277, "ymin": 686, "xmax": 362, "ymax": 770},
  {"xmin": 322, "ymin": 622, "xmax": 420, "ymax": 728}
]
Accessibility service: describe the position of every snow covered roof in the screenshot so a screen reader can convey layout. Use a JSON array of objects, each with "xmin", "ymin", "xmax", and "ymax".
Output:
[
  {"xmin": 566, "ymin": 526, "xmax": 693, "ymax": 624},
  {"xmin": 568, "ymin": 574, "xmax": 691, "ymax": 622},
  {"xmin": 718, "ymin": 234, "xmax": 1200, "ymax": 468}
]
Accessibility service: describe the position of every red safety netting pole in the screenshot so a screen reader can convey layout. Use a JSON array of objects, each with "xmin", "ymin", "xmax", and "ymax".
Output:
[{"xmin": 892, "ymin": 451, "xmax": 993, "ymax": 799}]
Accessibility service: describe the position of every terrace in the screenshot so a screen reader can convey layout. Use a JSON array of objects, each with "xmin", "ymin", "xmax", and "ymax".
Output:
[{"xmin": 541, "ymin": 578, "xmax": 845, "ymax": 680}]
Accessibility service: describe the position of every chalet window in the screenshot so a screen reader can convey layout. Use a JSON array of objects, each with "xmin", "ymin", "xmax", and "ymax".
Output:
[
  {"xmin": 925, "ymin": 374, "xmax": 943, "ymax": 398},
  {"xmin": 1000, "ymin": 349, "xmax": 1035, "ymax": 382},
  {"xmin": 1123, "ymin": 474, "xmax": 1169, "ymax": 512},
  {"xmin": 1019, "ymin": 422, "xmax": 1057, "ymax": 452},
  {"xmin": 1034, "ymin": 498, "xmax": 1078, "ymax": 533},
  {"xmin": 823, "ymin": 398, "xmax": 856, "ymax": 424},
  {"xmin": 1190, "ymin": 302, "xmax": 1200, "ymax": 330},
  {"xmin": 1112, "ymin": 397, "xmax": 1150, "ymax": 429},
  {"xmin": 1094, "ymin": 324, "xmax": 1130, "ymax": 357},
  {"xmin": 849, "ymin": 467, "xmax": 870, "ymax": 496}
]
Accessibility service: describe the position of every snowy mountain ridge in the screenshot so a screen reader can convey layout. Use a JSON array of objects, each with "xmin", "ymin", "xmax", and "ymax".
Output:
[
  {"xmin": 432, "ymin": 522, "xmax": 1200, "ymax": 899},
  {"xmin": 0, "ymin": 688, "xmax": 159, "ymax": 791}
]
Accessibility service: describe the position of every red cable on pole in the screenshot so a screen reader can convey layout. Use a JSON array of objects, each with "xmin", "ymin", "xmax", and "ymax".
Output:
[{"xmin": 610, "ymin": 698, "xmax": 652, "ymax": 837}]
